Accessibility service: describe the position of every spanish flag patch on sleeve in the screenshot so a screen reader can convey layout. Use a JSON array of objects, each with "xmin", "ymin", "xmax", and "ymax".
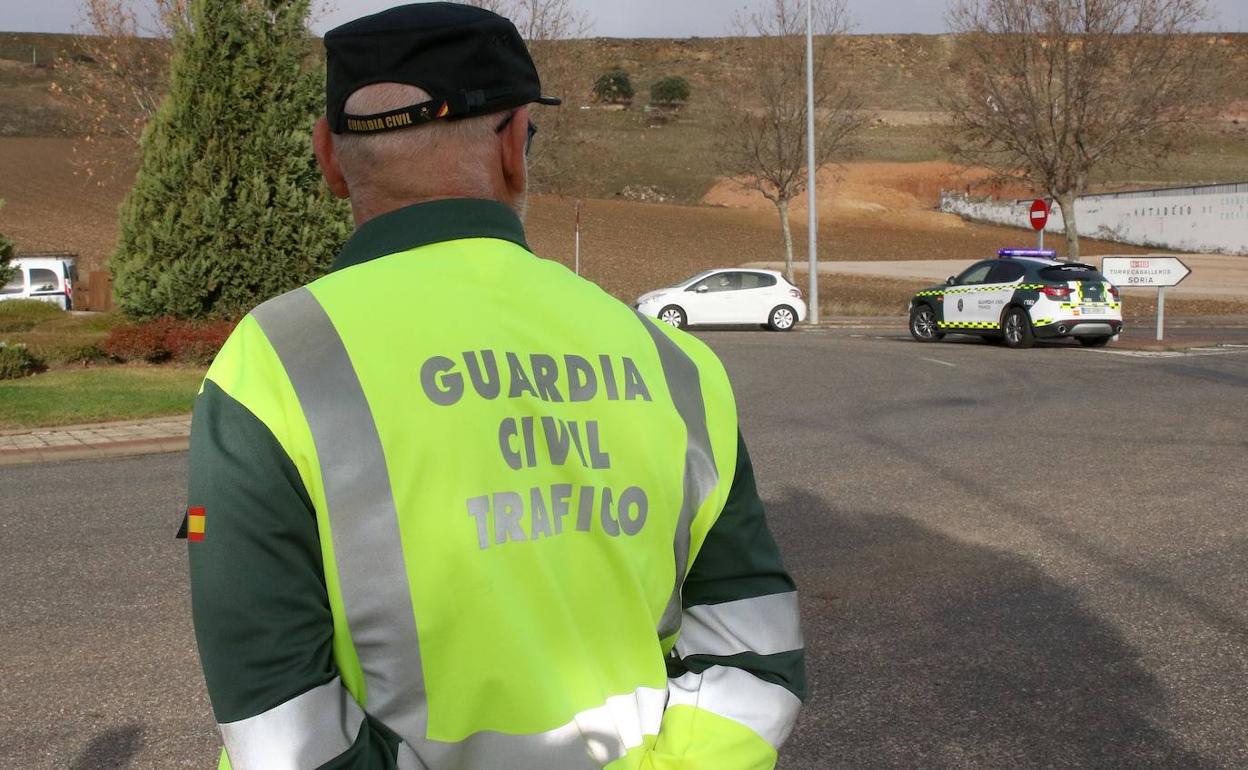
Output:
[{"xmin": 187, "ymin": 507, "xmax": 206, "ymax": 542}]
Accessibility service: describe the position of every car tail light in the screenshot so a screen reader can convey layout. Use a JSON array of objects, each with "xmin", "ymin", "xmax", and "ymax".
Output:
[
  {"xmin": 789, "ymin": 288, "xmax": 803, "ymax": 299},
  {"xmin": 1042, "ymin": 285, "xmax": 1072, "ymax": 300},
  {"xmin": 1108, "ymin": 285, "xmax": 1120, "ymax": 299}
]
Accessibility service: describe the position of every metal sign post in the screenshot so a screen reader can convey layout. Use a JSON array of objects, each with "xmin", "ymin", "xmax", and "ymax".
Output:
[
  {"xmin": 574, "ymin": 199, "xmax": 582, "ymax": 276},
  {"xmin": 805, "ymin": 0, "xmax": 819, "ymax": 325},
  {"xmin": 1156, "ymin": 286, "xmax": 1166, "ymax": 342},
  {"xmin": 1101, "ymin": 256, "xmax": 1192, "ymax": 342}
]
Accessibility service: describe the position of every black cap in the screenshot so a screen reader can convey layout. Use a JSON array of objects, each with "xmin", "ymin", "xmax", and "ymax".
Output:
[{"xmin": 325, "ymin": 2, "xmax": 561, "ymax": 135}]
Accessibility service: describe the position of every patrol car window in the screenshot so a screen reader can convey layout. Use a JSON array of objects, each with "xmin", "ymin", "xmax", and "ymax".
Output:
[
  {"xmin": 1040, "ymin": 265, "xmax": 1105, "ymax": 282},
  {"xmin": 1, "ymin": 271, "xmax": 23, "ymax": 295},
  {"xmin": 985, "ymin": 262, "xmax": 1026, "ymax": 284},
  {"xmin": 695, "ymin": 273, "xmax": 741, "ymax": 293},
  {"xmin": 738, "ymin": 273, "xmax": 777, "ymax": 290},
  {"xmin": 29, "ymin": 268, "xmax": 59, "ymax": 293},
  {"xmin": 955, "ymin": 263, "xmax": 993, "ymax": 285}
]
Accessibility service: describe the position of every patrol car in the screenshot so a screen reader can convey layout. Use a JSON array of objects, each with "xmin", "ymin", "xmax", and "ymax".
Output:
[{"xmin": 908, "ymin": 250, "xmax": 1123, "ymax": 349}]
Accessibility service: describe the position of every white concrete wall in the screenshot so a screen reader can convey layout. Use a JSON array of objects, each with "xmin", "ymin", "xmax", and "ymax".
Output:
[{"xmin": 940, "ymin": 183, "xmax": 1248, "ymax": 255}]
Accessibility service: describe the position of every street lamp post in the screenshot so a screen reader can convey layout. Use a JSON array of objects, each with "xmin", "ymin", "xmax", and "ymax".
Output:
[{"xmin": 806, "ymin": 0, "xmax": 819, "ymax": 325}]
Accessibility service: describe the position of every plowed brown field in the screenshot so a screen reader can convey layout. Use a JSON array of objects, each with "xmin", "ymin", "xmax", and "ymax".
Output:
[{"xmin": 0, "ymin": 138, "xmax": 1146, "ymax": 305}]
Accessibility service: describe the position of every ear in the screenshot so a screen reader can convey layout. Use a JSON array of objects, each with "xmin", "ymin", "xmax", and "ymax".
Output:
[
  {"xmin": 313, "ymin": 117, "xmax": 350, "ymax": 200},
  {"xmin": 499, "ymin": 106, "xmax": 530, "ymax": 200}
]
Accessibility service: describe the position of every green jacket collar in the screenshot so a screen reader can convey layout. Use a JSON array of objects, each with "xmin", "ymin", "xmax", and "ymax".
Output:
[{"xmin": 332, "ymin": 198, "xmax": 530, "ymax": 273}]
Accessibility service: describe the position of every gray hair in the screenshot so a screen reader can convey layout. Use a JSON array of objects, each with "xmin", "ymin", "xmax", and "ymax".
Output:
[{"xmin": 332, "ymin": 83, "xmax": 501, "ymax": 208}]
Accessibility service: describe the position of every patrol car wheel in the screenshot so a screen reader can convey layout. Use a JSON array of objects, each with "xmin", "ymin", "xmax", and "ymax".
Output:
[
  {"xmin": 768, "ymin": 305, "xmax": 797, "ymax": 332},
  {"xmin": 1078, "ymin": 336, "xmax": 1112, "ymax": 348},
  {"xmin": 909, "ymin": 305, "xmax": 944, "ymax": 342},
  {"xmin": 658, "ymin": 305, "xmax": 687, "ymax": 329},
  {"xmin": 1002, "ymin": 307, "xmax": 1036, "ymax": 349}
]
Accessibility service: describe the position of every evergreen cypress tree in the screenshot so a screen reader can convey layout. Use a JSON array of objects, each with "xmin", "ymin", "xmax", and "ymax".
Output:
[
  {"xmin": 0, "ymin": 201, "xmax": 15, "ymax": 289},
  {"xmin": 112, "ymin": 0, "xmax": 350, "ymax": 318}
]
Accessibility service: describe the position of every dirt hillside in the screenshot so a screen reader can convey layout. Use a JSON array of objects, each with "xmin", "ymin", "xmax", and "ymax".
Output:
[{"xmin": 0, "ymin": 138, "xmax": 1148, "ymax": 306}]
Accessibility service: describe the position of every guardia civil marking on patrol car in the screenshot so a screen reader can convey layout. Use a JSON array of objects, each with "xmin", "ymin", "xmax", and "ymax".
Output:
[{"xmin": 908, "ymin": 250, "xmax": 1124, "ymax": 349}]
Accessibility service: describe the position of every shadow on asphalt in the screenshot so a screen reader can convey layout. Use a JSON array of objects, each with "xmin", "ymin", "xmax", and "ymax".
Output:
[
  {"xmin": 69, "ymin": 724, "xmax": 144, "ymax": 770},
  {"xmin": 767, "ymin": 487, "xmax": 1212, "ymax": 770}
]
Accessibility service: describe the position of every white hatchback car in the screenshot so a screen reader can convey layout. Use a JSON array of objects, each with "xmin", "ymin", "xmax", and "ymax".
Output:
[{"xmin": 636, "ymin": 269, "xmax": 808, "ymax": 331}]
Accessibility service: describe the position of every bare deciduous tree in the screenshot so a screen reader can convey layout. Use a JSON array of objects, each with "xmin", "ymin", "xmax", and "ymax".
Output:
[
  {"xmin": 942, "ymin": 0, "xmax": 1220, "ymax": 258},
  {"xmin": 716, "ymin": 0, "xmax": 865, "ymax": 284},
  {"xmin": 51, "ymin": 0, "xmax": 188, "ymax": 150}
]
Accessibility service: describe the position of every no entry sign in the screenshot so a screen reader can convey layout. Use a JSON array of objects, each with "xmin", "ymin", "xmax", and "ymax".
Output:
[{"xmin": 1029, "ymin": 199, "xmax": 1050, "ymax": 232}]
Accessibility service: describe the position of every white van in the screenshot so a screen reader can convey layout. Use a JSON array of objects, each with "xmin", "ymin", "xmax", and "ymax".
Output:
[{"xmin": 1, "ymin": 257, "xmax": 77, "ymax": 310}]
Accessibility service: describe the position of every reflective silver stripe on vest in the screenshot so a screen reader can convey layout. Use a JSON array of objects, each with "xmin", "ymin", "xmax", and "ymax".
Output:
[
  {"xmin": 257, "ymin": 290, "xmax": 670, "ymax": 768},
  {"xmin": 637, "ymin": 316, "xmax": 720, "ymax": 639},
  {"xmin": 399, "ymin": 685, "xmax": 667, "ymax": 770},
  {"xmin": 676, "ymin": 591, "xmax": 803, "ymax": 658},
  {"xmin": 253, "ymin": 289, "xmax": 431, "ymax": 749},
  {"xmin": 218, "ymin": 677, "xmax": 366, "ymax": 770},
  {"xmin": 666, "ymin": 667, "xmax": 802, "ymax": 750}
]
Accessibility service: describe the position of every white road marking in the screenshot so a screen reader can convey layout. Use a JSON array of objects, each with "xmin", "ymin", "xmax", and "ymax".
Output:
[
  {"xmin": 1086, "ymin": 347, "xmax": 1248, "ymax": 359},
  {"xmin": 919, "ymin": 357, "xmax": 957, "ymax": 368}
]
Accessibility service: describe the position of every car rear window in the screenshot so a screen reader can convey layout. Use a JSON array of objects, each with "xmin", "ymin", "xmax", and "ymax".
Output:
[
  {"xmin": 29, "ymin": 268, "xmax": 60, "ymax": 292},
  {"xmin": 740, "ymin": 273, "xmax": 777, "ymax": 289},
  {"xmin": 986, "ymin": 262, "xmax": 1026, "ymax": 283},
  {"xmin": 1039, "ymin": 264, "xmax": 1105, "ymax": 282}
]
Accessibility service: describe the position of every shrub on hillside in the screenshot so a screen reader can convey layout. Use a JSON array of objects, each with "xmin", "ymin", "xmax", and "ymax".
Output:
[
  {"xmin": 0, "ymin": 299, "xmax": 67, "ymax": 333},
  {"xmin": 0, "ymin": 343, "xmax": 43, "ymax": 380},
  {"xmin": 650, "ymin": 76, "xmax": 691, "ymax": 107},
  {"xmin": 593, "ymin": 69, "xmax": 635, "ymax": 104},
  {"xmin": 104, "ymin": 317, "xmax": 235, "ymax": 365}
]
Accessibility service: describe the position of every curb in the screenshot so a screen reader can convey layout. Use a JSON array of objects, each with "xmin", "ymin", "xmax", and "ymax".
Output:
[
  {"xmin": 0, "ymin": 415, "xmax": 192, "ymax": 467},
  {"xmin": 0, "ymin": 436, "xmax": 190, "ymax": 467}
]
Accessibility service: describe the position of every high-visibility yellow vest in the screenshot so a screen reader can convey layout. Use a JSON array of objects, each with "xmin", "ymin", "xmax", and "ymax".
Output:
[{"xmin": 204, "ymin": 223, "xmax": 766, "ymax": 768}]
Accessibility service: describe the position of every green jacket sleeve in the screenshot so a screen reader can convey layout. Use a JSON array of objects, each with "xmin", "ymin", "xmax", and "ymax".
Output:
[
  {"xmin": 188, "ymin": 379, "xmax": 400, "ymax": 769},
  {"xmin": 649, "ymin": 431, "xmax": 805, "ymax": 769}
]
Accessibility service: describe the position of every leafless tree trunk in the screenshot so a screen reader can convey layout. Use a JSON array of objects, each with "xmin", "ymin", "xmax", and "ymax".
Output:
[
  {"xmin": 715, "ymin": 0, "xmax": 866, "ymax": 283},
  {"xmin": 777, "ymin": 199, "xmax": 796, "ymax": 280},
  {"xmin": 941, "ymin": 0, "xmax": 1222, "ymax": 259}
]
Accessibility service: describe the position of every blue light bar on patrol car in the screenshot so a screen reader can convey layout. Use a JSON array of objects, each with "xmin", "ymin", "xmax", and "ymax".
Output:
[{"xmin": 998, "ymin": 249, "xmax": 1056, "ymax": 258}]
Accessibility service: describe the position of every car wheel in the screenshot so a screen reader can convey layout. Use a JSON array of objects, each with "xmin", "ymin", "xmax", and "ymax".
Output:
[
  {"xmin": 768, "ymin": 305, "xmax": 797, "ymax": 332},
  {"xmin": 909, "ymin": 304, "xmax": 944, "ymax": 342},
  {"xmin": 1078, "ymin": 336, "xmax": 1112, "ymax": 348},
  {"xmin": 658, "ymin": 305, "xmax": 687, "ymax": 329},
  {"xmin": 1002, "ymin": 307, "xmax": 1036, "ymax": 349}
]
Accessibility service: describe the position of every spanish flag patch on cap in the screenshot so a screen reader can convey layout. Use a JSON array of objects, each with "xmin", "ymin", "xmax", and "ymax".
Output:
[{"xmin": 187, "ymin": 507, "xmax": 206, "ymax": 542}]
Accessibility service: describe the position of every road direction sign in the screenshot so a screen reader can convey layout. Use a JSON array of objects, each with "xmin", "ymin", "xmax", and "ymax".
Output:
[
  {"xmin": 1029, "ymin": 199, "xmax": 1049, "ymax": 232},
  {"xmin": 1101, "ymin": 256, "xmax": 1193, "ymax": 341},
  {"xmin": 1101, "ymin": 257, "xmax": 1191, "ymax": 288}
]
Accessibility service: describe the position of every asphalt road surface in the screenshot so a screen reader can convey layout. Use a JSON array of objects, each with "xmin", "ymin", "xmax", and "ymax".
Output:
[{"xmin": 3, "ymin": 330, "xmax": 1247, "ymax": 769}]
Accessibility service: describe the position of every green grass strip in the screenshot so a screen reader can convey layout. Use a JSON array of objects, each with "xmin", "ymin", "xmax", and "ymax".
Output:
[{"xmin": 0, "ymin": 366, "xmax": 205, "ymax": 430}]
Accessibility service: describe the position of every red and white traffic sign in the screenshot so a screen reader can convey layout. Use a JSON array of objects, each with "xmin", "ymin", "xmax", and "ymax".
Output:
[
  {"xmin": 1101, "ymin": 257, "xmax": 1191, "ymax": 288},
  {"xmin": 1029, "ymin": 199, "xmax": 1049, "ymax": 232},
  {"xmin": 1101, "ymin": 256, "xmax": 1193, "ymax": 341}
]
